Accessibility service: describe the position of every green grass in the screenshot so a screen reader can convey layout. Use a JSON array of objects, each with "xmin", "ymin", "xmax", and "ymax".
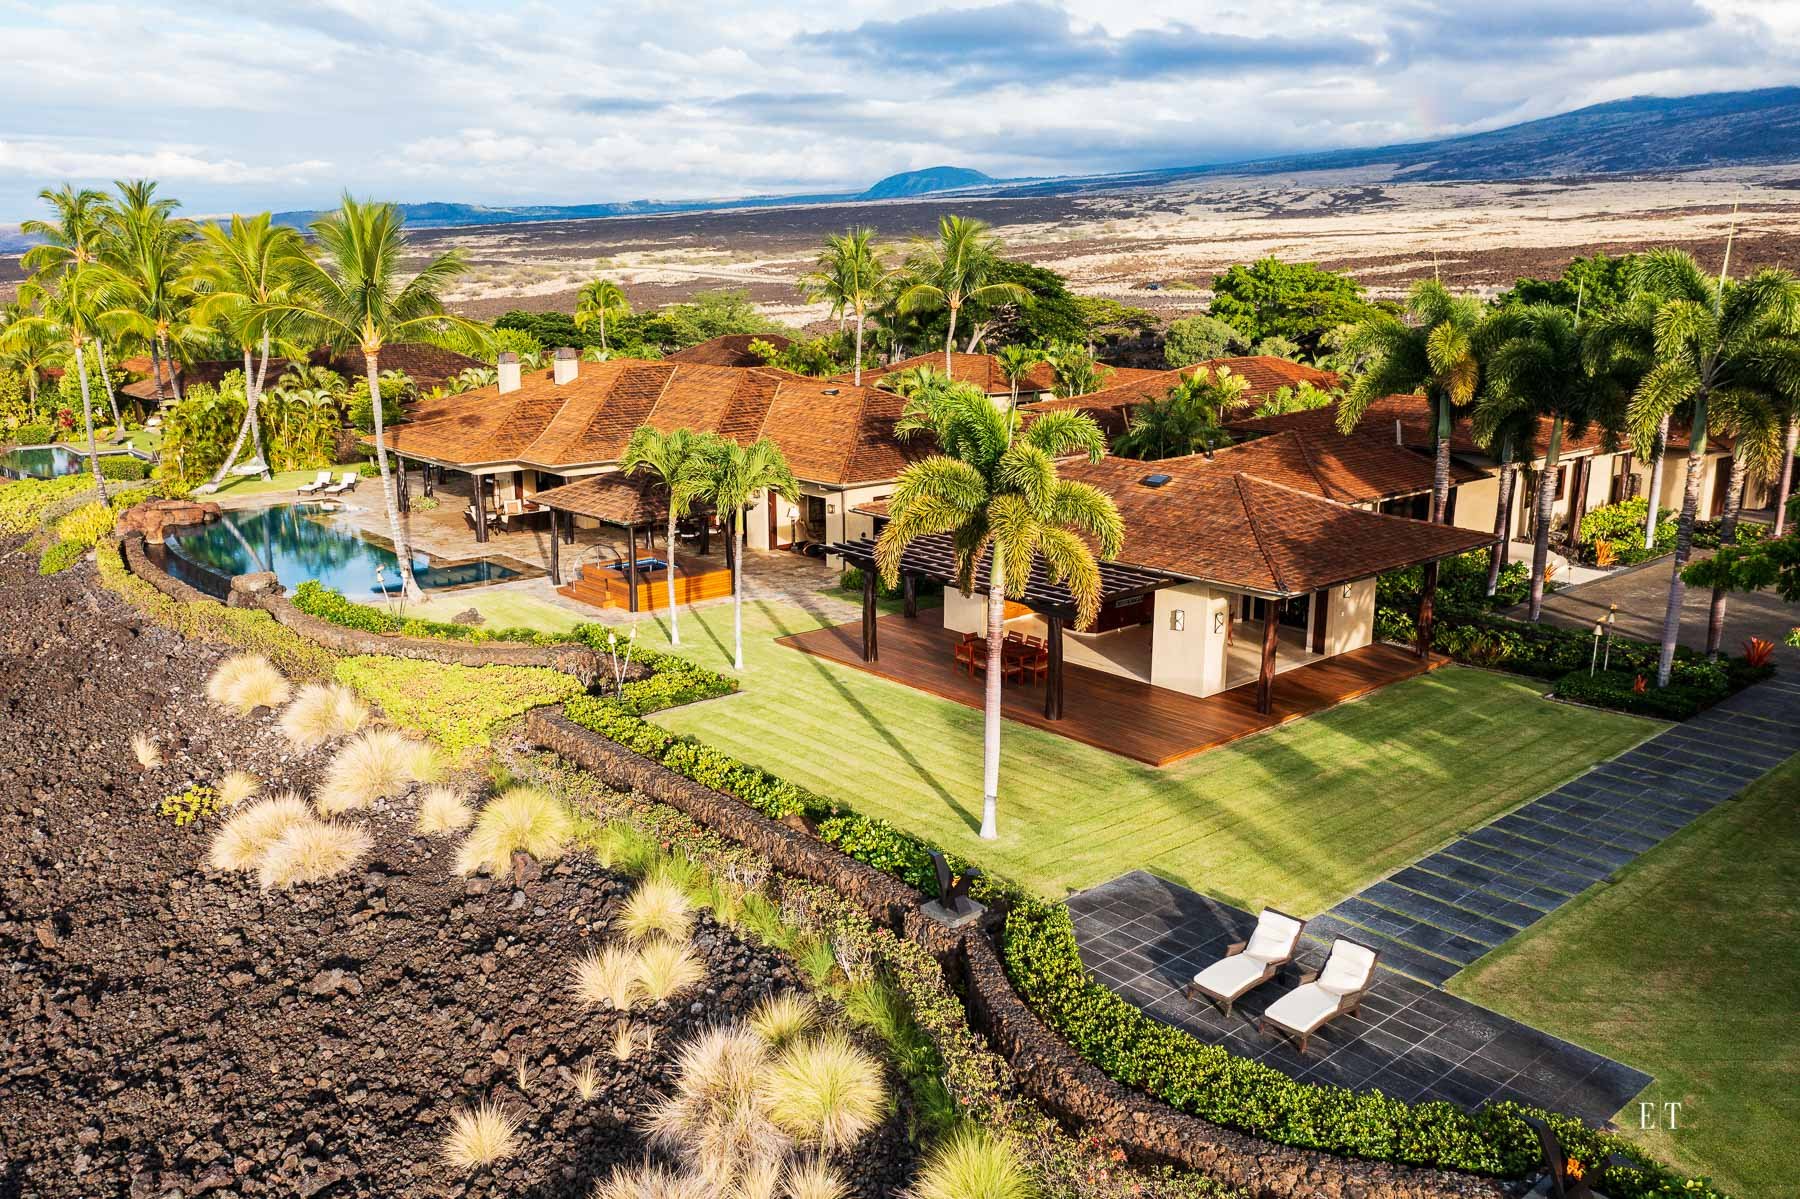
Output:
[
  {"xmin": 203, "ymin": 464, "xmax": 363, "ymax": 500},
  {"xmin": 405, "ymin": 588, "xmax": 590, "ymax": 634},
  {"xmin": 1451, "ymin": 753, "xmax": 1800, "ymax": 1197},
  {"xmin": 628, "ymin": 598, "xmax": 1655, "ymax": 912}
]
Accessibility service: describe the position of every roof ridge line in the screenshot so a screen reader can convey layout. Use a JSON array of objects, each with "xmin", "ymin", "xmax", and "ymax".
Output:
[
  {"xmin": 1232, "ymin": 472, "xmax": 1291, "ymax": 596},
  {"xmin": 1286, "ymin": 429, "xmax": 1344, "ymax": 501}
]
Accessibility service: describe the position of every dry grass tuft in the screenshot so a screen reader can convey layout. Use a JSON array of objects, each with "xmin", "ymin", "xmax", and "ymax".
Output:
[
  {"xmin": 403, "ymin": 739, "xmax": 443, "ymax": 784},
  {"xmin": 748, "ymin": 992, "xmax": 816, "ymax": 1050},
  {"xmin": 440, "ymin": 1100, "xmax": 520, "ymax": 1171},
  {"xmin": 609, "ymin": 1022, "xmax": 640, "ymax": 1062},
  {"xmin": 206, "ymin": 793, "xmax": 313, "ymax": 872},
  {"xmin": 217, "ymin": 770, "xmax": 259, "ymax": 809},
  {"xmin": 315, "ymin": 728, "xmax": 423, "ymax": 814},
  {"xmin": 904, "ymin": 1124, "xmax": 1037, "ymax": 1199},
  {"xmin": 257, "ymin": 820, "xmax": 372, "ymax": 890},
  {"xmin": 760, "ymin": 1033, "xmax": 885, "ymax": 1152},
  {"xmin": 729, "ymin": 1158, "xmax": 784, "ymax": 1199},
  {"xmin": 647, "ymin": 1026, "xmax": 783, "ymax": 1185},
  {"xmin": 572, "ymin": 1058, "xmax": 602, "ymax": 1101},
  {"xmin": 781, "ymin": 1157, "xmax": 848, "ymax": 1199},
  {"xmin": 206, "ymin": 654, "xmax": 291, "ymax": 715},
  {"xmin": 634, "ymin": 940, "xmax": 706, "ymax": 1004},
  {"xmin": 622, "ymin": 875, "xmax": 693, "ymax": 944},
  {"xmin": 454, "ymin": 785, "xmax": 574, "ymax": 876},
  {"xmin": 131, "ymin": 733, "xmax": 161, "ymax": 769},
  {"xmin": 572, "ymin": 945, "xmax": 642, "ymax": 1011},
  {"xmin": 280, "ymin": 682, "xmax": 369, "ymax": 749},
  {"xmin": 592, "ymin": 1163, "xmax": 710, "ymax": 1199},
  {"xmin": 416, "ymin": 786, "xmax": 474, "ymax": 835}
]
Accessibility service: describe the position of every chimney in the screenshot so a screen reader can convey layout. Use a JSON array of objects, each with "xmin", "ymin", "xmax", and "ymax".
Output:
[
  {"xmin": 553, "ymin": 346, "xmax": 579, "ymax": 385},
  {"xmin": 1394, "ymin": 419, "xmax": 1403, "ymax": 447},
  {"xmin": 498, "ymin": 352, "xmax": 521, "ymax": 394}
]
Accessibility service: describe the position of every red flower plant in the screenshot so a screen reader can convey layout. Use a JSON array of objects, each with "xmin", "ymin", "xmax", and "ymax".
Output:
[
  {"xmin": 1743, "ymin": 637, "xmax": 1775, "ymax": 668},
  {"xmin": 1632, "ymin": 674, "xmax": 1648, "ymax": 694}
]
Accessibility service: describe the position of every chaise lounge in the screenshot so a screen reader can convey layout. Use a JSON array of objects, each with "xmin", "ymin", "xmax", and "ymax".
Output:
[
  {"xmin": 1257, "ymin": 937, "xmax": 1380, "ymax": 1055},
  {"xmin": 1183, "ymin": 908, "xmax": 1305, "ymax": 1017},
  {"xmin": 321, "ymin": 471, "xmax": 359, "ymax": 496},
  {"xmin": 297, "ymin": 470, "xmax": 333, "ymax": 495}
]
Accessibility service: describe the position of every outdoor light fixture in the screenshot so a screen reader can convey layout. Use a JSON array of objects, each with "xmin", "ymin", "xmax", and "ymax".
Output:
[
  {"xmin": 1171, "ymin": 610, "xmax": 1184, "ymax": 631},
  {"xmin": 1590, "ymin": 618, "xmax": 1605, "ymax": 676},
  {"xmin": 1213, "ymin": 611, "xmax": 1227, "ymax": 634},
  {"xmin": 1604, "ymin": 604, "xmax": 1618, "ymax": 670}
]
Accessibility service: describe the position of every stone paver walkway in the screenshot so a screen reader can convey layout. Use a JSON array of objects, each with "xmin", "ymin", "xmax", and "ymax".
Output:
[{"xmin": 1312, "ymin": 676, "xmax": 1800, "ymax": 985}]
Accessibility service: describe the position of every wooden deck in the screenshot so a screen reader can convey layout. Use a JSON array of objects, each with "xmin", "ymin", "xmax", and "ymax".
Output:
[
  {"xmin": 778, "ymin": 614, "xmax": 1447, "ymax": 767},
  {"xmin": 558, "ymin": 555, "xmax": 733, "ymax": 611}
]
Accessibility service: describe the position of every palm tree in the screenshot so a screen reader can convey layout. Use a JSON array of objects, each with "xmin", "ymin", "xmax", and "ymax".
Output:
[
  {"xmin": 876, "ymin": 386, "xmax": 1121, "ymax": 840},
  {"xmin": 1114, "ymin": 366, "xmax": 1250, "ymax": 460},
  {"xmin": 1771, "ymin": 393, "xmax": 1800, "ymax": 537},
  {"xmin": 20, "ymin": 186, "xmax": 116, "ymax": 499},
  {"xmin": 574, "ymin": 278, "xmax": 629, "ymax": 353},
  {"xmin": 1337, "ymin": 279, "xmax": 1483, "ymax": 522},
  {"xmin": 1481, "ymin": 304, "xmax": 1622, "ymax": 620},
  {"xmin": 1467, "ymin": 368, "xmax": 1539, "ymax": 597},
  {"xmin": 689, "ymin": 438, "xmax": 798, "ymax": 671},
  {"xmin": 875, "ymin": 364, "xmax": 945, "ymax": 400},
  {"xmin": 1044, "ymin": 339, "xmax": 1112, "ymax": 399},
  {"xmin": 0, "ymin": 310, "xmax": 66, "ymax": 419},
  {"xmin": 993, "ymin": 343, "xmax": 1045, "ymax": 413},
  {"xmin": 1699, "ymin": 393, "xmax": 1783, "ymax": 655},
  {"xmin": 621, "ymin": 426, "xmax": 720, "ymax": 648},
  {"xmin": 265, "ymin": 196, "xmax": 485, "ymax": 601},
  {"xmin": 1596, "ymin": 247, "xmax": 1800, "ymax": 685},
  {"xmin": 800, "ymin": 229, "xmax": 890, "ymax": 386},
  {"xmin": 898, "ymin": 216, "xmax": 1030, "ymax": 373},
  {"xmin": 188, "ymin": 213, "xmax": 310, "ymax": 486},
  {"xmin": 100, "ymin": 179, "xmax": 194, "ymax": 415}
]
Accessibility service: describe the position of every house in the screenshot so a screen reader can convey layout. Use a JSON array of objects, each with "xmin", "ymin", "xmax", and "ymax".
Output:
[
  {"xmin": 1025, "ymin": 355, "xmax": 1340, "ymax": 438},
  {"xmin": 666, "ymin": 333, "xmax": 793, "ymax": 367},
  {"xmin": 370, "ymin": 349, "xmax": 931, "ymax": 554},
  {"xmin": 846, "ymin": 351, "xmax": 1059, "ymax": 403}
]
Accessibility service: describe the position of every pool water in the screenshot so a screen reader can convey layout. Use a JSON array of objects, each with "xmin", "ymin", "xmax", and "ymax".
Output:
[
  {"xmin": 608, "ymin": 557, "xmax": 670, "ymax": 573},
  {"xmin": 165, "ymin": 503, "xmax": 522, "ymax": 594},
  {"xmin": 0, "ymin": 445, "xmax": 89, "ymax": 479}
]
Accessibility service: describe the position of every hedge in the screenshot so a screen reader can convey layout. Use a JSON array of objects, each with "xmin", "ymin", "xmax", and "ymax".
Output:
[
  {"xmin": 98, "ymin": 455, "xmax": 150, "ymax": 481},
  {"xmin": 1550, "ymin": 664, "xmax": 1775, "ymax": 720},
  {"xmin": 10, "ymin": 423, "xmax": 53, "ymax": 446}
]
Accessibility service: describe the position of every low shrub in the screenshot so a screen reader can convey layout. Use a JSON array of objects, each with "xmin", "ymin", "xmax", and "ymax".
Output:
[
  {"xmin": 1378, "ymin": 550, "xmax": 1531, "ymax": 612},
  {"xmin": 54, "ymin": 500, "xmax": 116, "ymax": 549},
  {"xmin": 37, "ymin": 539, "xmax": 85, "ymax": 575},
  {"xmin": 1575, "ymin": 498, "xmax": 1675, "ymax": 566},
  {"xmin": 98, "ymin": 455, "xmax": 150, "ymax": 481},
  {"xmin": 333, "ymin": 655, "xmax": 584, "ymax": 760},
  {"xmin": 0, "ymin": 475, "xmax": 90, "ymax": 534},
  {"xmin": 1554, "ymin": 663, "xmax": 1733, "ymax": 719},
  {"xmin": 11, "ymin": 421, "xmax": 52, "ymax": 445},
  {"xmin": 455, "ymin": 784, "xmax": 575, "ymax": 875},
  {"xmin": 158, "ymin": 785, "xmax": 220, "ymax": 827}
]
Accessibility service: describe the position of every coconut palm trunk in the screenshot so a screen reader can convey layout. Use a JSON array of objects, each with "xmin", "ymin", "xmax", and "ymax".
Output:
[
  {"xmin": 93, "ymin": 337, "xmax": 122, "ymax": 430},
  {"xmin": 980, "ymin": 544, "xmax": 1006, "ymax": 841},
  {"xmin": 1657, "ymin": 403, "xmax": 1709, "ymax": 686},
  {"xmin": 665, "ymin": 501, "xmax": 681, "ymax": 646},
  {"xmin": 943, "ymin": 301, "xmax": 959, "ymax": 374},
  {"xmin": 72, "ymin": 341, "xmax": 108, "ymax": 502},
  {"xmin": 1775, "ymin": 417, "xmax": 1797, "ymax": 536},
  {"xmin": 1704, "ymin": 452, "xmax": 1747, "ymax": 657},
  {"xmin": 149, "ymin": 343, "xmax": 167, "ymax": 406},
  {"xmin": 159, "ymin": 330, "xmax": 183, "ymax": 401},
  {"xmin": 1430, "ymin": 395, "xmax": 1453, "ymax": 523},
  {"xmin": 732, "ymin": 506, "xmax": 745, "ymax": 671},
  {"xmin": 852, "ymin": 310, "xmax": 866, "ymax": 386},
  {"xmin": 1485, "ymin": 443, "xmax": 1516, "ymax": 596},
  {"xmin": 1528, "ymin": 417, "xmax": 1564, "ymax": 621},
  {"xmin": 365, "ymin": 352, "xmax": 422, "ymax": 601},
  {"xmin": 1642, "ymin": 415, "xmax": 1669, "ymax": 548}
]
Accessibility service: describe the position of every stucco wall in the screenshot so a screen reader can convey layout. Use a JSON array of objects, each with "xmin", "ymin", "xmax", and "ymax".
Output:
[{"xmin": 1150, "ymin": 583, "xmax": 1231, "ymax": 697}]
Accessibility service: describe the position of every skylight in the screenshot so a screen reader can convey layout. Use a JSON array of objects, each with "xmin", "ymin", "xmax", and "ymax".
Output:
[{"xmin": 1140, "ymin": 473, "xmax": 1172, "ymax": 488}]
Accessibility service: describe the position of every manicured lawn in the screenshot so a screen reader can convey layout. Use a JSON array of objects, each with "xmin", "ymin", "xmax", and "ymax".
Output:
[
  {"xmin": 205, "ymin": 464, "xmax": 364, "ymax": 501},
  {"xmin": 634, "ymin": 599, "xmax": 1656, "ymax": 912},
  {"xmin": 1451, "ymin": 753, "xmax": 1800, "ymax": 1197},
  {"xmin": 406, "ymin": 586, "xmax": 591, "ymax": 633}
]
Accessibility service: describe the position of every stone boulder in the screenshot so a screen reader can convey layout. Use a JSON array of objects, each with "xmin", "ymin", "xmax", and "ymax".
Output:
[{"xmin": 117, "ymin": 499, "xmax": 222, "ymax": 544}]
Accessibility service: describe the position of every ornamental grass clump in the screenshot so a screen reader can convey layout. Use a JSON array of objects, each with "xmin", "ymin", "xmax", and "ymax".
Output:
[
  {"xmin": 315, "ymin": 728, "xmax": 428, "ymax": 814},
  {"xmin": 591, "ymin": 1163, "xmax": 709, "ymax": 1199},
  {"xmin": 131, "ymin": 733, "xmax": 161, "ymax": 769},
  {"xmin": 634, "ymin": 939, "xmax": 707, "ymax": 1004},
  {"xmin": 440, "ymin": 1099, "xmax": 521, "ymax": 1171},
  {"xmin": 206, "ymin": 654, "xmax": 291, "ymax": 715},
  {"xmin": 646, "ymin": 1026, "xmax": 787, "ymax": 1185},
  {"xmin": 759, "ymin": 1032, "xmax": 885, "ymax": 1152},
  {"xmin": 622, "ymin": 875, "xmax": 693, "ymax": 944},
  {"xmin": 415, "ymin": 786, "xmax": 474, "ymax": 835},
  {"xmin": 454, "ymin": 785, "xmax": 574, "ymax": 876},
  {"xmin": 257, "ymin": 820, "xmax": 373, "ymax": 890},
  {"xmin": 781, "ymin": 1157, "xmax": 849, "ymax": 1199},
  {"xmin": 748, "ymin": 992, "xmax": 816, "ymax": 1050},
  {"xmin": 571, "ymin": 945, "xmax": 642, "ymax": 1011},
  {"xmin": 279, "ymin": 682, "xmax": 369, "ymax": 749},
  {"xmin": 905, "ymin": 1125, "xmax": 1037, "ymax": 1199},
  {"xmin": 217, "ymin": 770, "xmax": 259, "ymax": 809},
  {"xmin": 208, "ymin": 793, "xmax": 315, "ymax": 872}
]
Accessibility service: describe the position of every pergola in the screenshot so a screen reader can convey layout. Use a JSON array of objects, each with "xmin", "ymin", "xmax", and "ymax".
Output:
[
  {"xmin": 529, "ymin": 472, "xmax": 710, "ymax": 609},
  {"xmin": 827, "ymin": 534, "xmax": 1176, "ymax": 720}
]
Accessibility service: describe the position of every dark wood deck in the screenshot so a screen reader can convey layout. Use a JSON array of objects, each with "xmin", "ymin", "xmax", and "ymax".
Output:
[{"xmin": 778, "ymin": 614, "xmax": 1447, "ymax": 767}]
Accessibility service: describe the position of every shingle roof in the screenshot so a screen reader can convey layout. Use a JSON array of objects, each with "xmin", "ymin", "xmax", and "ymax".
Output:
[
  {"xmin": 1223, "ymin": 428, "xmax": 1484, "ymax": 503},
  {"xmin": 1059, "ymin": 454, "xmax": 1496, "ymax": 595},
  {"xmin": 528, "ymin": 471, "xmax": 671, "ymax": 526},
  {"xmin": 313, "ymin": 343, "xmax": 487, "ymax": 390},
  {"xmin": 1229, "ymin": 394, "xmax": 1633, "ymax": 461},
  {"xmin": 372, "ymin": 359, "xmax": 930, "ymax": 486},
  {"xmin": 666, "ymin": 333, "xmax": 792, "ymax": 366},
  {"xmin": 849, "ymin": 351, "xmax": 1058, "ymax": 396},
  {"xmin": 1024, "ymin": 355, "xmax": 1340, "ymax": 437}
]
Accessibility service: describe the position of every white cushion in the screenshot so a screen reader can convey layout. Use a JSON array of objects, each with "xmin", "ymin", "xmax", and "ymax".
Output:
[
  {"xmin": 1263, "ymin": 982, "xmax": 1339, "ymax": 1034},
  {"xmin": 1192, "ymin": 953, "xmax": 1268, "ymax": 999},
  {"xmin": 1244, "ymin": 910, "xmax": 1303, "ymax": 963},
  {"xmin": 1317, "ymin": 941, "xmax": 1378, "ymax": 996}
]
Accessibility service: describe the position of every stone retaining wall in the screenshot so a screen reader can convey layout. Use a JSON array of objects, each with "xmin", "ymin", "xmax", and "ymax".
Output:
[
  {"xmin": 523, "ymin": 706, "xmax": 1508, "ymax": 1199},
  {"xmin": 120, "ymin": 532, "xmax": 217, "ymax": 606}
]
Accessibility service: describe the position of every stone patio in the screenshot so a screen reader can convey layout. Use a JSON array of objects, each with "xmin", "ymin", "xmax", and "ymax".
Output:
[{"xmin": 1069, "ymin": 871, "xmax": 1651, "ymax": 1124}]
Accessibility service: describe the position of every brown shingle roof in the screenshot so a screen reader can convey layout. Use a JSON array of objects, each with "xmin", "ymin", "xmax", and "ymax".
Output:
[
  {"xmin": 1229, "ymin": 394, "xmax": 1640, "ymax": 461},
  {"xmin": 315, "ymin": 343, "xmax": 487, "ymax": 390},
  {"xmin": 1024, "ymin": 355, "xmax": 1340, "ymax": 438},
  {"xmin": 529, "ymin": 472, "xmax": 671, "ymax": 525},
  {"xmin": 1060, "ymin": 454, "xmax": 1496, "ymax": 595},
  {"xmin": 666, "ymin": 333, "xmax": 792, "ymax": 367},
  {"xmin": 373, "ymin": 359, "xmax": 930, "ymax": 486},
  {"xmin": 850, "ymin": 351, "xmax": 1058, "ymax": 396}
]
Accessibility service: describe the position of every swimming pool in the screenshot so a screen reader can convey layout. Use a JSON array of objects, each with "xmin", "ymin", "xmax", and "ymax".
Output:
[
  {"xmin": 0, "ymin": 445, "xmax": 89, "ymax": 479},
  {"xmin": 164, "ymin": 503, "xmax": 523, "ymax": 595}
]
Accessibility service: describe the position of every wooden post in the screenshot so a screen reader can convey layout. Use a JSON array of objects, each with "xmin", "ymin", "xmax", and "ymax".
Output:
[
  {"xmin": 473, "ymin": 474, "xmax": 487, "ymax": 544},
  {"xmin": 700, "ymin": 515, "xmax": 710, "ymax": 556},
  {"xmin": 549, "ymin": 509, "xmax": 561, "ymax": 586},
  {"xmin": 1417, "ymin": 560, "xmax": 1439, "ymax": 660},
  {"xmin": 1567, "ymin": 457, "xmax": 1590, "ymax": 546},
  {"xmin": 1045, "ymin": 616, "xmax": 1065, "ymax": 720},
  {"xmin": 627, "ymin": 524, "xmax": 639, "ymax": 613},
  {"xmin": 861, "ymin": 565, "xmax": 878, "ymax": 661},
  {"xmin": 902, "ymin": 573, "xmax": 918, "ymax": 619},
  {"xmin": 1311, "ymin": 590, "xmax": 1328, "ymax": 655},
  {"xmin": 423, "ymin": 463, "xmax": 433, "ymax": 498},
  {"xmin": 397, "ymin": 457, "xmax": 409, "ymax": 514},
  {"xmin": 1256, "ymin": 599, "xmax": 1280, "ymax": 715}
]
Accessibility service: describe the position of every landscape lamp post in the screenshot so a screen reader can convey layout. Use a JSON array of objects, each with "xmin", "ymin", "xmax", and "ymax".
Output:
[
  {"xmin": 1602, "ymin": 605, "xmax": 1617, "ymax": 671},
  {"xmin": 1589, "ymin": 617, "xmax": 1604, "ymax": 676}
]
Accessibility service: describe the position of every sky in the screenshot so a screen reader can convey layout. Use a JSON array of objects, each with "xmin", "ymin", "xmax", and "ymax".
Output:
[{"xmin": 2, "ymin": 0, "xmax": 1798, "ymax": 221}]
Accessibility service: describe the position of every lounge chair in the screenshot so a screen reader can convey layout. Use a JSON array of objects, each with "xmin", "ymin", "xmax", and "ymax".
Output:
[
  {"xmin": 1257, "ymin": 937, "xmax": 1380, "ymax": 1055},
  {"xmin": 1183, "ymin": 908, "xmax": 1305, "ymax": 1017},
  {"xmin": 321, "ymin": 471, "xmax": 358, "ymax": 496},
  {"xmin": 297, "ymin": 470, "xmax": 333, "ymax": 495}
]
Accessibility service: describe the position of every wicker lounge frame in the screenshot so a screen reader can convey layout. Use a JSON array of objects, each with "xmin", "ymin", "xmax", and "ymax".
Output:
[
  {"xmin": 1182, "ymin": 907, "xmax": 1306, "ymax": 1017},
  {"xmin": 1256, "ymin": 936, "xmax": 1381, "ymax": 1056}
]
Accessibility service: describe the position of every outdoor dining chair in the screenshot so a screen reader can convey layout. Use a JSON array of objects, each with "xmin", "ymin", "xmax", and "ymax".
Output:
[
  {"xmin": 1183, "ymin": 908, "xmax": 1305, "ymax": 1017},
  {"xmin": 1256, "ymin": 937, "xmax": 1380, "ymax": 1055}
]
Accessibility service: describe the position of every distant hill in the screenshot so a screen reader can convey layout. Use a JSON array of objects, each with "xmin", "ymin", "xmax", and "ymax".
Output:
[{"xmin": 858, "ymin": 166, "xmax": 994, "ymax": 200}]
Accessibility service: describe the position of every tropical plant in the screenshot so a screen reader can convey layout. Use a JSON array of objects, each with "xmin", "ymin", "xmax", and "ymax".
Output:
[
  {"xmin": 1337, "ymin": 278, "xmax": 1484, "ymax": 523},
  {"xmin": 1162, "ymin": 312, "xmax": 1244, "ymax": 367},
  {"xmin": 688, "ymin": 437, "xmax": 798, "ymax": 670},
  {"xmin": 898, "ymin": 216, "xmax": 1030, "ymax": 372},
  {"xmin": 1594, "ymin": 246, "xmax": 1800, "ymax": 684},
  {"xmin": 1468, "ymin": 360, "xmax": 1542, "ymax": 597},
  {"xmin": 876, "ymin": 385, "xmax": 1121, "ymax": 839},
  {"xmin": 99, "ymin": 179, "xmax": 196, "ymax": 414},
  {"xmin": 621, "ymin": 425, "xmax": 722, "ymax": 648},
  {"xmin": 1042, "ymin": 339, "xmax": 1109, "ymax": 398},
  {"xmin": 0, "ymin": 309, "xmax": 65, "ymax": 418},
  {"xmin": 1113, "ymin": 365, "xmax": 1250, "ymax": 460},
  {"xmin": 800, "ymin": 229, "xmax": 890, "ymax": 386},
  {"xmin": 993, "ymin": 344, "xmax": 1045, "ymax": 413},
  {"xmin": 1207, "ymin": 257, "xmax": 1372, "ymax": 351},
  {"xmin": 574, "ymin": 277, "xmax": 630, "ymax": 352},
  {"xmin": 265, "ymin": 196, "xmax": 485, "ymax": 600},
  {"xmin": 1696, "ymin": 390, "xmax": 1782, "ymax": 655}
]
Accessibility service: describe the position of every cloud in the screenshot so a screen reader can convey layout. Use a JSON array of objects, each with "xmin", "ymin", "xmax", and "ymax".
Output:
[{"xmin": 0, "ymin": 140, "xmax": 330, "ymax": 186}]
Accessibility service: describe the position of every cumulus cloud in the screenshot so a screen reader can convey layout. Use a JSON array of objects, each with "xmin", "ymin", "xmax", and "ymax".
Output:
[{"xmin": 0, "ymin": 140, "xmax": 330, "ymax": 186}]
